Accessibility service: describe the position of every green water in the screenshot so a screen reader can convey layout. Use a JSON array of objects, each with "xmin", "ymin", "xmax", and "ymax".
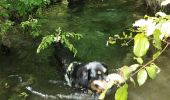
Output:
[
  {"xmin": 40, "ymin": 0, "xmax": 145, "ymax": 67},
  {"xmin": 1, "ymin": 0, "xmax": 170, "ymax": 100}
]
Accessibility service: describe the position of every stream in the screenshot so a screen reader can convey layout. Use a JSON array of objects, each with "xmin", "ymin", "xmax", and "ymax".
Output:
[{"xmin": 0, "ymin": 0, "xmax": 170, "ymax": 100}]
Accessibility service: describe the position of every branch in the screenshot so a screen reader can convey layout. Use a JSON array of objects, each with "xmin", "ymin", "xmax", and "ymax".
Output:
[{"xmin": 131, "ymin": 42, "xmax": 170, "ymax": 77}]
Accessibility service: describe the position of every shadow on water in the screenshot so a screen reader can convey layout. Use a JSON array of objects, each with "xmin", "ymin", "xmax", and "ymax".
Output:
[{"xmin": 1, "ymin": 0, "xmax": 170, "ymax": 100}]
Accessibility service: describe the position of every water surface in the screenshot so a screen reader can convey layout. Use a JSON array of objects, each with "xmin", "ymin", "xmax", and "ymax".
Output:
[{"xmin": 1, "ymin": 0, "xmax": 169, "ymax": 100}]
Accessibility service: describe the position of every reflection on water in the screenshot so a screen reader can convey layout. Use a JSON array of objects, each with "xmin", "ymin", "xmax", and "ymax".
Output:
[{"xmin": 2, "ymin": 0, "xmax": 170, "ymax": 100}]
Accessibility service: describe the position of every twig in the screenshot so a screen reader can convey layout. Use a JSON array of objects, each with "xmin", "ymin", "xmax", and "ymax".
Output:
[{"xmin": 130, "ymin": 42, "xmax": 170, "ymax": 77}]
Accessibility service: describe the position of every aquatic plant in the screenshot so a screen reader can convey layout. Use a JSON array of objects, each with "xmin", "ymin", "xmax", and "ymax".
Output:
[{"xmin": 101, "ymin": 12, "xmax": 170, "ymax": 100}]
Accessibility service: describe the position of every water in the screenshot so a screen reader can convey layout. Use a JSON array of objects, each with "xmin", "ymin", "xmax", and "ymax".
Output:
[
  {"xmin": 40, "ymin": 0, "xmax": 145, "ymax": 67},
  {"xmin": 128, "ymin": 49, "xmax": 170, "ymax": 100},
  {"xmin": 1, "ymin": 0, "xmax": 170, "ymax": 100}
]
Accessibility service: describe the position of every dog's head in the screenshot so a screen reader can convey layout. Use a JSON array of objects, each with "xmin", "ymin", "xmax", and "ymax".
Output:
[
  {"xmin": 75, "ymin": 61, "xmax": 108, "ymax": 92},
  {"xmin": 87, "ymin": 62, "xmax": 108, "ymax": 81}
]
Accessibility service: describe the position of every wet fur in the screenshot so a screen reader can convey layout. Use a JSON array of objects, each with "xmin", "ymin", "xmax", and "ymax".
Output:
[{"xmin": 54, "ymin": 42, "xmax": 108, "ymax": 89}]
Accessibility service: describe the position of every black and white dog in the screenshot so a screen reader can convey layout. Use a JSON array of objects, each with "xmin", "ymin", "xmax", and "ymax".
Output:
[{"xmin": 54, "ymin": 41, "xmax": 108, "ymax": 92}]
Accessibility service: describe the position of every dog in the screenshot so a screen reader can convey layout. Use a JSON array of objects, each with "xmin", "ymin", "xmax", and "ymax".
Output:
[{"xmin": 54, "ymin": 41, "xmax": 108, "ymax": 93}]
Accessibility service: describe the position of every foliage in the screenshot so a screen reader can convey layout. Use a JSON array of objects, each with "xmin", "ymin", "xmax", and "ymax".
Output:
[
  {"xmin": 101, "ymin": 12, "xmax": 170, "ymax": 100},
  {"xmin": 137, "ymin": 69, "xmax": 147, "ymax": 86},
  {"xmin": 115, "ymin": 83, "xmax": 128, "ymax": 100},
  {"xmin": 8, "ymin": 92, "xmax": 28, "ymax": 100},
  {"xmin": 21, "ymin": 18, "xmax": 41, "ymax": 37},
  {"xmin": 0, "ymin": 0, "xmax": 52, "ymax": 47},
  {"xmin": 0, "ymin": 19, "xmax": 13, "ymax": 48},
  {"xmin": 146, "ymin": 63, "xmax": 158, "ymax": 79},
  {"xmin": 0, "ymin": 0, "xmax": 51, "ymax": 47},
  {"xmin": 0, "ymin": 20, "xmax": 13, "ymax": 36},
  {"xmin": 133, "ymin": 34, "xmax": 150, "ymax": 57},
  {"xmin": 37, "ymin": 27, "xmax": 83, "ymax": 56},
  {"xmin": 37, "ymin": 34, "xmax": 55, "ymax": 53},
  {"xmin": 0, "ymin": 0, "xmax": 50, "ymax": 18}
]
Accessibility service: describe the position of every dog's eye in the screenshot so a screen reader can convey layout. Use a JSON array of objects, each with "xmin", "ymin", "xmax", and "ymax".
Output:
[
  {"xmin": 94, "ymin": 84, "xmax": 99, "ymax": 88},
  {"xmin": 97, "ymin": 71, "xmax": 102, "ymax": 75}
]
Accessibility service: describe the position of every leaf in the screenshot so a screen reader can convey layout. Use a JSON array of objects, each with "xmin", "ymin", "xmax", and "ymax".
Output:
[
  {"xmin": 134, "ymin": 57, "xmax": 143, "ymax": 64},
  {"xmin": 107, "ymin": 37, "xmax": 116, "ymax": 45},
  {"xmin": 146, "ymin": 64, "xmax": 157, "ymax": 79},
  {"xmin": 98, "ymin": 89, "xmax": 107, "ymax": 100},
  {"xmin": 119, "ymin": 66, "xmax": 131, "ymax": 80},
  {"xmin": 133, "ymin": 34, "xmax": 150, "ymax": 57},
  {"xmin": 152, "ymin": 51, "xmax": 161, "ymax": 60},
  {"xmin": 37, "ymin": 35, "xmax": 55, "ymax": 53},
  {"xmin": 130, "ymin": 77, "xmax": 136, "ymax": 86},
  {"xmin": 115, "ymin": 83, "xmax": 128, "ymax": 100},
  {"xmin": 153, "ymin": 29, "xmax": 162, "ymax": 50},
  {"xmin": 137, "ymin": 69, "xmax": 147, "ymax": 86},
  {"xmin": 60, "ymin": 32, "xmax": 82, "ymax": 56},
  {"xmin": 98, "ymin": 81, "xmax": 115, "ymax": 100},
  {"xmin": 161, "ymin": 0, "xmax": 170, "ymax": 6},
  {"xmin": 129, "ymin": 64, "xmax": 139, "ymax": 71}
]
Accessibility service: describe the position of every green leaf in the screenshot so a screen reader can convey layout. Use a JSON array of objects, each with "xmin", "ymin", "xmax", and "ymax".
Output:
[
  {"xmin": 98, "ymin": 81, "xmax": 115, "ymax": 100},
  {"xmin": 98, "ymin": 89, "xmax": 107, "ymax": 100},
  {"xmin": 153, "ymin": 29, "xmax": 162, "ymax": 50},
  {"xmin": 137, "ymin": 69, "xmax": 147, "ymax": 86},
  {"xmin": 37, "ymin": 35, "xmax": 55, "ymax": 53},
  {"xmin": 152, "ymin": 51, "xmax": 161, "ymax": 60},
  {"xmin": 130, "ymin": 77, "xmax": 136, "ymax": 86},
  {"xmin": 134, "ymin": 57, "xmax": 143, "ymax": 64},
  {"xmin": 129, "ymin": 64, "xmax": 139, "ymax": 71},
  {"xmin": 146, "ymin": 64, "xmax": 157, "ymax": 79},
  {"xmin": 133, "ymin": 34, "xmax": 150, "ymax": 57},
  {"xmin": 119, "ymin": 66, "xmax": 131, "ymax": 80},
  {"xmin": 107, "ymin": 37, "xmax": 116, "ymax": 45},
  {"xmin": 115, "ymin": 83, "xmax": 128, "ymax": 100}
]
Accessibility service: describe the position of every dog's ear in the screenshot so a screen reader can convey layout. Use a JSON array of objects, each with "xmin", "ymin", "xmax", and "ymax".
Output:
[
  {"xmin": 76, "ymin": 68, "xmax": 89, "ymax": 88},
  {"xmin": 89, "ymin": 68, "xmax": 97, "ymax": 79},
  {"xmin": 101, "ymin": 63, "xmax": 108, "ymax": 75}
]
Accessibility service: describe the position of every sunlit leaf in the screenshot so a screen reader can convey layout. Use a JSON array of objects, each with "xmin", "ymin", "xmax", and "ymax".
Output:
[
  {"xmin": 155, "ymin": 12, "xmax": 167, "ymax": 17},
  {"xmin": 159, "ymin": 22, "xmax": 170, "ymax": 38},
  {"xmin": 37, "ymin": 35, "xmax": 55, "ymax": 53},
  {"xmin": 161, "ymin": 0, "xmax": 170, "ymax": 6},
  {"xmin": 120, "ymin": 64, "xmax": 139, "ymax": 80},
  {"xmin": 114, "ymin": 34, "xmax": 120, "ymax": 38},
  {"xmin": 98, "ymin": 89, "xmax": 107, "ymax": 100},
  {"xmin": 130, "ymin": 77, "xmax": 136, "ymax": 86},
  {"xmin": 146, "ymin": 64, "xmax": 157, "ymax": 79},
  {"xmin": 119, "ymin": 66, "xmax": 131, "ymax": 80},
  {"xmin": 153, "ymin": 29, "xmax": 162, "ymax": 50},
  {"xmin": 115, "ymin": 83, "xmax": 128, "ymax": 100},
  {"xmin": 137, "ymin": 69, "xmax": 147, "ymax": 86},
  {"xmin": 129, "ymin": 64, "xmax": 139, "ymax": 71},
  {"xmin": 133, "ymin": 34, "xmax": 150, "ymax": 57},
  {"xmin": 107, "ymin": 37, "xmax": 116, "ymax": 45},
  {"xmin": 152, "ymin": 51, "xmax": 161, "ymax": 60},
  {"xmin": 109, "ymin": 40, "xmax": 116, "ymax": 45},
  {"xmin": 98, "ymin": 81, "xmax": 115, "ymax": 100},
  {"xmin": 134, "ymin": 57, "xmax": 143, "ymax": 64}
]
